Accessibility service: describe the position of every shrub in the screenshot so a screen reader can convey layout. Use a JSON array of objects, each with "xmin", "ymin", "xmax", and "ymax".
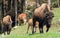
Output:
[{"xmin": 52, "ymin": 1, "xmax": 58, "ymax": 8}]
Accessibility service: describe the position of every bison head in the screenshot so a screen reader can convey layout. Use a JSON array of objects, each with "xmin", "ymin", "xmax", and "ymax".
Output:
[{"xmin": 46, "ymin": 12, "xmax": 54, "ymax": 19}]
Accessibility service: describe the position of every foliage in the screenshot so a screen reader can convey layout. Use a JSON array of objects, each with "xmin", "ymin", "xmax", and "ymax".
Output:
[{"xmin": 52, "ymin": 1, "xmax": 58, "ymax": 8}]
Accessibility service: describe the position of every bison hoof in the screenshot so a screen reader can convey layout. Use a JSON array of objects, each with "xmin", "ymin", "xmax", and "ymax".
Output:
[{"xmin": 46, "ymin": 30, "xmax": 48, "ymax": 32}]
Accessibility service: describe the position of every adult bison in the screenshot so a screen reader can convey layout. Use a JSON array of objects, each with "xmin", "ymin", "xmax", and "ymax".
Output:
[
  {"xmin": 17, "ymin": 13, "xmax": 27, "ymax": 25},
  {"xmin": 32, "ymin": 3, "xmax": 54, "ymax": 34},
  {"xmin": 27, "ymin": 18, "xmax": 39, "ymax": 33},
  {"xmin": 2, "ymin": 15, "xmax": 12, "ymax": 35}
]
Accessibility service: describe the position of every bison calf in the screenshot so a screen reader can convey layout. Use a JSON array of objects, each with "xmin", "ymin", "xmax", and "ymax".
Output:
[
  {"xmin": 2, "ymin": 15, "xmax": 12, "ymax": 35},
  {"xmin": 27, "ymin": 18, "xmax": 39, "ymax": 33},
  {"xmin": 17, "ymin": 13, "xmax": 27, "ymax": 26}
]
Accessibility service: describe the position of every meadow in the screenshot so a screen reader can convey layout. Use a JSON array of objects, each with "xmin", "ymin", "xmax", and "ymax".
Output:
[{"xmin": 1, "ymin": 7, "xmax": 60, "ymax": 38}]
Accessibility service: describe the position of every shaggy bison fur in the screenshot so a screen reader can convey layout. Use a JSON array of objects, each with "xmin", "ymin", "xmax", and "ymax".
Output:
[
  {"xmin": 2, "ymin": 15, "xmax": 12, "ymax": 35},
  {"xmin": 32, "ymin": 3, "xmax": 54, "ymax": 34},
  {"xmin": 17, "ymin": 13, "xmax": 27, "ymax": 25}
]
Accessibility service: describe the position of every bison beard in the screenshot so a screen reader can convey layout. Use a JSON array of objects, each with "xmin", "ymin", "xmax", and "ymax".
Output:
[{"xmin": 32, "ymin": 12, "xmax": 54, "ymax": 34}]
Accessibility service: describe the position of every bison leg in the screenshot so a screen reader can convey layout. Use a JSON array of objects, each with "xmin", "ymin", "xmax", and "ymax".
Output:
[
  {"xmin": 32, "ymin": 25, "xmax": 35, "ymax": 34},
  {"xmin": 35, "ymin": 27, "xmax": 36, "ymax": 32},
  {"xmin": 46, "ymin": 23, "xmax": 50, "ymax": 32},
  {"xmin": 3, "ymin": 26, "xmax": 6, "ymax": 35},
  {"xmin": 18, "ymin": 20, "xmax": 22, "ymax": 26},
  {"xmin": 7, "ymin": 28, "xmax": 11, "ymax": 35},
  {"xmin": 23, "ymin": 19, "xmax": 27, "ymax": 25},
  {"xmin": 18, "ymin": 21, "xmax": 20, "ymax": 26},
  {"xmin": 32, "ymin": 18, "xmax": 36, "ymax": 34},
  {"xmin": 39, "ymin": 22, "xmax": 43, "ymax": 33},
  {"xmin": 39, "ymin": 26, "xmax": 43, "ymax": 33},
  {"xmin": 7, "ymin": 25, "xmax": 12, "ymax": 35},
  {"xmin": 26, "ymin": 24, "xmax": 30, "ymax": 33},
  {"xmin": 17, "ymin": 20, "xmax": 19, "ymax": 26},
  {"xmin": 35, "ymin": 26, "xmax": 37, "ymax": 33}
]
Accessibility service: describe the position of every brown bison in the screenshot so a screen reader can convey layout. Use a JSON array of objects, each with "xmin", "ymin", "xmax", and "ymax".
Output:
[
  {"xmin": 27, "ymin": 18, "xmax": 39, "ymax": 33},
  {"xmin": 32, "ymin": 3, "xmax": 54, "ymax": 34},
  {"xmin": 2, "ymin": 15, "xmax": 12, "ymax": 35},
  {"xmin": 17, "ymin": 13, "xmax": 27, "ymax": 25}
]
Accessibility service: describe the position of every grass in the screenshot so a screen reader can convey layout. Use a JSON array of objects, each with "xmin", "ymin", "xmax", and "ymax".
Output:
[
  {"xmin": 51, "ymin": 7, "xmax": 60, "ymax": 23},
  {"xmin": 1, "ymin": 7, "xmax": 60, "ymax": 38}
]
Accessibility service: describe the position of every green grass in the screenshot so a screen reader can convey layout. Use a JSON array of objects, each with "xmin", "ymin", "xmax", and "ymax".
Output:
[
  {"xmin": 51, "ymin": 8, "xmax": 60, "ymax": 23},
  {"xmin": 1, "ymin": 7, "xmax": 60, "ymax": 38}
]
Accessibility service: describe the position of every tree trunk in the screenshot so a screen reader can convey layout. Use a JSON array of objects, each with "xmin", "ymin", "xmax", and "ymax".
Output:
[
  {"xmin": 48, "ymin": 0, "xmax": 51, "ymax": 10},
  {"xmin": 0, "ymin": 0, "xmax": 2, "ymax": 19},
  {"xmin": 12, "ymin": 0, "xmax": 15, "ymax": 8},
  {"xmin": 21, "ymin": 0, "xmax": 25, "ymax": 13},
  {"xmin": 57, "ymin": 0, "xmax": 60, "ymax": 7},
  {"xmin": 15, "ymin": 0, "xmax": 17, "ymax": 25},
  {"xmin": 2, "ymin": 0, "xmax": 4, "ymax": 18},
  {"xmin": 8, "ymin": 0, "xmax": 11, "ymax": 11}
]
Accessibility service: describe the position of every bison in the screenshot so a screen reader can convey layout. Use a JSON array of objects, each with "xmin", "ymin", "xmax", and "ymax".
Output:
[
  {"xmin": 17, "ymin": 13, "xmax": 27, "ymax": 26},
  {"xmin": 27, "ymin": 18, "xmax": 39, "ymax": 33},
  {"xmin": 2, "ymin": 15, "xmax": 12, "ymax": 35},
  {"xmin": 32, "ymin": 3, "xmax": 54, "ymax": 34}
]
